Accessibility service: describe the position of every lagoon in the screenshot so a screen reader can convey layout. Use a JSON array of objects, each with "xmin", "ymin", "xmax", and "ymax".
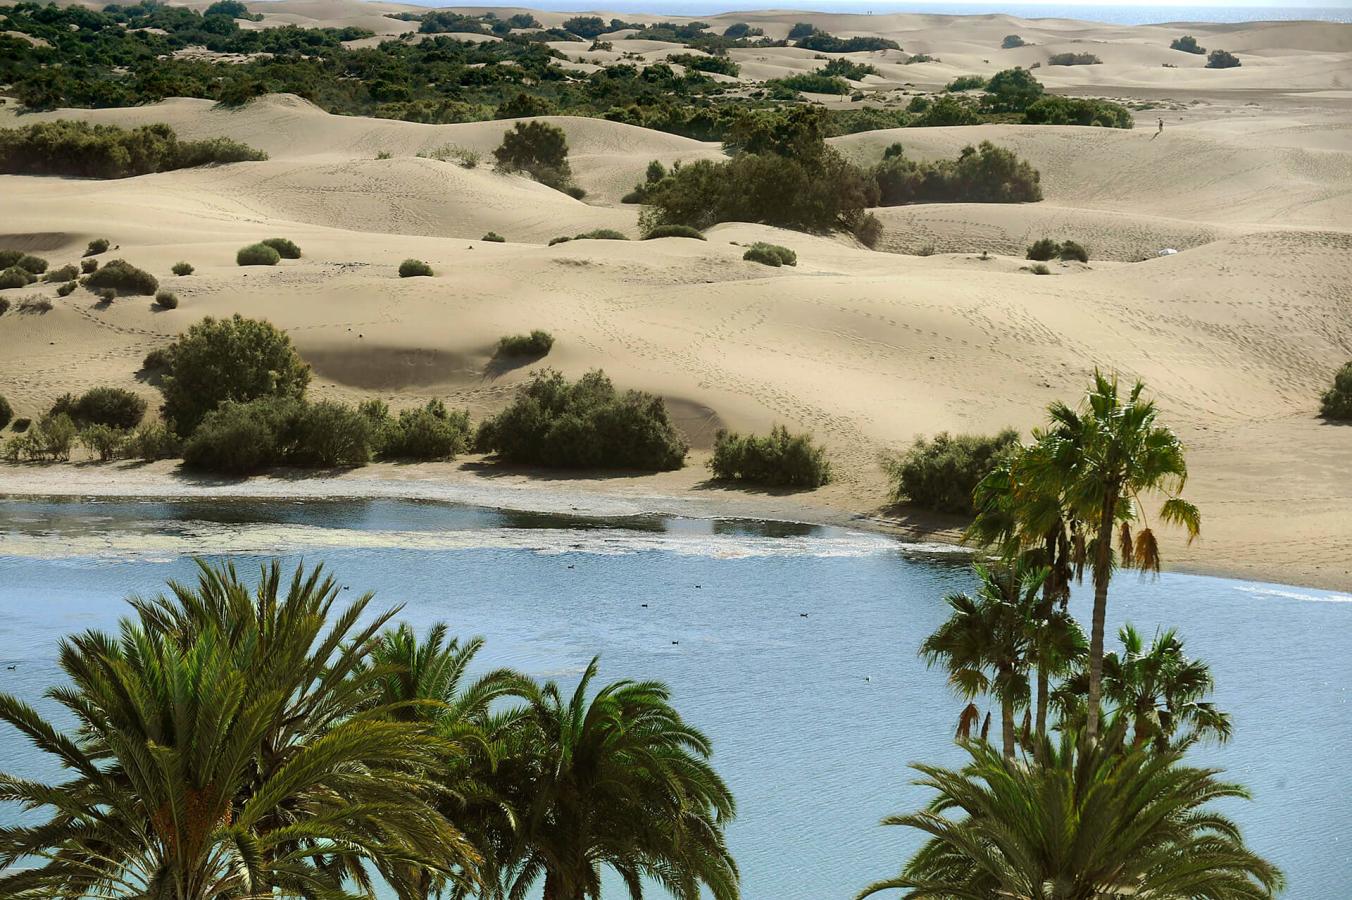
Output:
[{"xmin": 0, "ymin": 497, "xmax": 1348, "ymax": 898}]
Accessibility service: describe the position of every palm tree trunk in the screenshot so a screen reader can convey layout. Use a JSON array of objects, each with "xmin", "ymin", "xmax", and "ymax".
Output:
[
  {"xmin": 1086, "ymin": 495, "xmax": 1116, "ymax": 741},
  {"xmin": 1001, "ymin": 693, "xmax": 1016, "ymax": 759},
  {"xmin": 1036, "ymin": 665, "xmax": 1049, "ymax": 740}
]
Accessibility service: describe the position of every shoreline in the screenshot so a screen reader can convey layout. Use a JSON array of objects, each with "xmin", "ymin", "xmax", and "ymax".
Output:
[{"xmin": 1, "ymin": 460, "xmax": 1345, "ymax": 593}]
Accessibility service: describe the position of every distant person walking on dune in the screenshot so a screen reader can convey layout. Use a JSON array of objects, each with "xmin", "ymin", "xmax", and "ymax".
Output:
[{"xmin": 1152, "ymin": 117, "xmax": 1165, "ymax": 140}]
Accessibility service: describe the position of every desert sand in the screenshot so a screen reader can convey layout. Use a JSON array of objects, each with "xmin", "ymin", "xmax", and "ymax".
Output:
[{"xmin": 1, "ymin": 3, "xmax": 1349, "ymax": 589}]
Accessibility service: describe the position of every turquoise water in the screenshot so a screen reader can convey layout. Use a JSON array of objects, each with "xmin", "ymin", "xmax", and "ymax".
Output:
[{"xmin": 0, "ymin": 498, "xmax": 1349, "ymax": 898}]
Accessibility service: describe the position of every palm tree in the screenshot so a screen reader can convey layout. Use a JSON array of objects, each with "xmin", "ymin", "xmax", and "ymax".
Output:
[
  {"xmin": 1034, "ymin": 371, "xmax": 1200, "ymax": 739},
  {"xmin": 858, "ymin": 733, "xmax": 1284, "ymax": 900},
  {"xmin": 968, "ymin": 445, "xmax": 1087, "ymax": 740},
  {"xmin": 1058, "ymin": 623, "xmax": 1231, "ymax": 752},
  {"xmin": 0, "ymin": 588, "xmax": 472, "ymax": 899},
  {"xmin": 496, "ymin": 658, "xmax": 738, "ymax": 900},
  {"xmin": 364, "ymin": 623, "xmax": 527, "ymax": 898},
  {"xmin": 920, "ymin": 564, "xmax": 1041, "ymax": 758}
]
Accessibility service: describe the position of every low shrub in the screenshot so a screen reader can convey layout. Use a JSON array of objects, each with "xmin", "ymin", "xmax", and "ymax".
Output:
[
  {"xmin": 493, "ymin": 120, "xmax": 578, "ymax": 194},
  {"xmin": 0, "ymin": 298, "xmax": 7, "ymax": 315},
  {"xmin": 1030, "ymin": 263, "xmax": 1052, "ymax": 275},
  {"xmin": 0, "ymin": 121, "xmax": 267, "ymax": 179},
  {"xmin": 855, "ymin": 212, "xmax": 883, "ymax": 248},
  {"xmin": 155, "ymin": 291, "xmax": 179, "ymax": 309},
  {"xmin": 874, "ymin": 142, "xmax": 1042, "ymax": 206},
  {"xmin": 261, "ymin": 237, "xmax": 302, "ymax": 259},
  {"xmin": 236, "ymin": 243, "xmax": 281, "ymax": 266},
  {"xmin": 945, "ymin": 75, "xmax": 987, "ymax": 92},
  {"xmin": 769, "ymin": 73, "xmax": 851, "ymax": 96},
  {"xmin": 1059, "ymin": 240, "xmax": 1089, "ymax": 262},
  {"xmin": 482, "ymin": 232, "xmax": 506, "ymax": 242},
  {"xmin": 44, "ymin": 264, "xmax": 78, "ymax": 283},
  {"xmin": 51, "ymin": 386, "xmax": 147, "ymax": 429},
  {"xmin": 1002, "ymin": 34, "xmax": 1026, "ymax": 49},
  {"xmin": 0, "ymin": 394, "xmax": 10, "ymax": 429},
  {"xmin": 0, "ymin": 267, "xmax": 35, "ymax": 289},
  {"xmin": 1047, "ymin": 52, "xmax": 1101, "ymax": 66},
  {"xmin": 289, "ymin": 400, "xmax": 374, "ymax": 467},
  {"xmin": 983, "ymin": 66, "xmax": 1046, "ymax": 112},
  {"xmin": 821, "ymin": 58, "xmax": 880, "ymax": 80},
  {"xmin": 85, "ymin": 238, "xmax": 110, "ymax": 257},
  {"xmin": 81, "ymin": 258, "xmax": 99, "ymax": 274},
  {"xmin": 123, "ymin": 422, "xmax": 182, "ymax": 460},
  {"xmin": 17, "ymin": 295, "xmax": 53, "ymax": 313},
  {"xmin": 795, "ymin": 32, "xmax": 900, "ymax": 53},
  {"xmin": 475, "ymin": 369, "xmax": 687, "ymax": 470},
  {"xmin": 399, "ymin": 258, "xmax": 434, "ymax": 277},
  {"xmin": 96, "ymin": 287, "xmax": 117, "ymax": 303},
  {"xmin": 84, "ymin": 258, "xmax": 158, "ymax": 295},
  {"xmin": 1320, "ymin": 361, "xmax": 1352, "ymax": 420},
  {"xmin": 548, "ymin": 236, "xmax": 572, "ymax": 247},
  {"xmin": 182, "ymin": 396, "xmax": 300, "ymax": 474},
  {"xmin": 418, "ymin": 144, "xmax": 481, "ymax": 168},
  {"xmin": 3, "ymin": 413, "xmax": 77, "ymax": 462},
  {"xmin": 743, "ymin": 243, "xmax": 797, "ymax": 267},
  {"xmin": 78, "ymin": 424, "xmax": 126, "ymax": 461},
  {"xmin": 171, "ymin": 261, "xmax": 194, "ymax": 276},
  {"xmin": 1170, "ymin": 35, "xmax": 1206, "ymax": 54},
  {"xmin": 1206, "ymin": 49, "xmax": 1241, "ymax": 69},
  {"xmin": 883, "ymin": 428, "xmax": 1021, "ymax": 515},
  {"xmin": 142, "ymin": 347, "xmax": 174, "ymax": 372},
  {"xmin": 709, "ymin": 425, "xmax": 831, "ymax": 488},
  {"xmin": 497, "ymin": 330, "xmax": 555, "ymax": 357},
  {"xmin": 376, "ymin": 400, "xmax": 472, "ymax": 461},
  {"xmin": 642, "ymin": 224, "xmax": 705, "ymax": 240},
  {"xmin": 1026, "ymin": 238, "xmax": 1061, "ymax": 261},
  {"xmin": 1023, "ymin": 96, "xmax": 1133, "ymax": 129},
  {"xmin": 575, "ymin": 229, "xmax": 628, "ymax": 241},
  {"xmin": 15, "ymin": 254, "xmax": 47, "ymax": 275}
]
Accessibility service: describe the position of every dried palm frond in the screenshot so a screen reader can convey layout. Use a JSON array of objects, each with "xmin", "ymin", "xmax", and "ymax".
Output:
[
  {"xmin": 1134, "ymin": 528, "xmax": 1161, "ymax": 575},
  {"xmin": 1118, "ymin": 522, "xmax": 1135, "ymax": 568}
]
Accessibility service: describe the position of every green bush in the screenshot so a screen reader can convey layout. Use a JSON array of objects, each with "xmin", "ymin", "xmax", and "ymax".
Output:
[
  {"xmin": 96, "ymin": 287, "xmax": 117, "ymax": 303},
  {"xmin": 883, "ymin": 428, "xmax": 1021, "ymax": 515},
  {"xmin": 236, "ymin": 243, "xmax": 281, "ymax": 266},
  {"xmin": 261, "ymin": 237, "xmax": 302, "ymax": 259},
  {"xmin": 142, "ymin": 347, "xmax": 174, "ymax": 372},
  {"xmin": 0, "ymin": 298, "xmax": 7, "ymax": 316},
  {"xmin": 0, "ymin": 251, "xmax": 20, "ymax": 269},
  {"xmin": 0, "ymin": 121, "xmax": 266, "ymax": 179},
  {"xmin": 770, "ymin": 73, "xmax": 851, "ymax": 95},
  {"xmin": 1059, "ymin": 240, "xmax": 1089, "ymax": 262},
  {"xmin": 0, "ymin": 394, "xmax": 10, "ymax": 429},
  {"xmin": 1320, "ymin": 361, "xmax": 1352, "ymax": 420},
  {"xmin": 399, "ymin": 258, "xmax": 434, "ymax": 277},
  {"xmin": 1026, "ymin": 238, "xmax": 1061, "ymax": 261},
  {"xmin": 1030, "ymin": 263, "xmax": 1052, "ymax": 275},
  {"xmin": 743, "ymin": 243, "xmax": 797, "ymax": 267},
  {"xmin": 43, "ymin": 264, "xmax": 78, "ymax": 283},
  {"xmin": 1048, "ymin": 52, "xmax": 1101, "ymax": 66},
  {"xmin": 1170, "ymin": 35, "xmax": 1205, "ymax": 54},
  {"xmin": 482, "ymin": 232, "xmax": 506, "ymax": 242},
  {"xmin": 795, "ymin": 33, "xmax": 899, "ymax": 53},
  {"xmin": 124, "ymin": 422, "xmax": 181, "ymax": 460},
  {"xmin": 788, "ymin": 22, "xmax": 816, "ymax": 39},
  {"xmin": 54, "ymin": 280, "xmax": 74, "ymax": 297},
  {"xmin": 0, "ymin": 267, "xmax": 35, "ymax": 289},
  {"xmin": 497, "ymin": 330, "xmax": 555, "ymax": 357},
  {"xmin": 1002, "ymin": 35, "xmax": 1026, "ymax": 49},
  {"xmin": 476, "ymin": 369, "xmax": 687, "ymax": 470},
  {"xmin": 821, "ymin": 58, "xmax": 879, "ymax": 80},
  {"xmin": 874, "ymin": 142, "xmax": 1042, "ymax": 205},
  {"xmin": 548, "ymin": 236, "xmax": 572, "ymax": 247},
  {"xmin": 3, "ymin": 413, "xmax": 77, "ymax": 462},
  {"xmin": 574, "ymin": 229, "xmax": 628, "ymax": 241},
  {"xmin": 84, "ymin": 238, "xmax": 110, "ymax": 257},
  {"xmin": 155, "ymin": 291, "xmax": 179, "ymax": 309},
  {"xmin": 983, "ymin": 67, "xmax": 1045, "ymax": 112},
  {"xmin": 855, "ymin": 212, "xmax": 883, "ymax": 248},
  {"xmin": 78, "ymin": 424, "xmax": 126, "ymax": 461},
  {"xmin": 50, "ymin": 386, "xmax": 147, "ymax": 429},
  {"xmin": 668, "ymin": 53, "xmax": 740, "ymax": 77},
  {"xmin": 642, "ymin": 224, "xmax": 705, "ymax": 240},
  {"xmin": 81, "ymin": 258, "xmax": 99, "ymax": 274},
  {"xmin": 377, "ymin": 400, "xmax": 472, "ymax": 461},
  {"xmin": 172, "ymin": 261, "xmax": 194, "ymax": 276},
  {"xmin": 160, "ymin": 314, "xmax": 311, "ymax": 436},
  {"xmin": 182, "ymin": 396, "xmax": 300, "ymax": 474},
  {"xmin": 1206, "ymin": 49, "xmax": 1241, "ymax": 69},
  {"xmin": 1023, "ymin": 96, "xmax": 1133, "ymax": 129},
  {"xmin": 493, "ymin": 120, "xmax": 576, "ymax": 193},
  {"xmin": 16, "ymin": 254, "xmax": 47, "ymax": 274},
  {"xmin": 945, "ymin": 75, "xmax": 987, "ymax": 92},
  {"xmin": 289, "ymin": 400, "xmax": 373, "ymax": 467},
  {"xmin": 709, "ymin": 425, "xmax": 831, "ymax": 488},
  {"xmin": 84, "ymin": 259, "xmax": 158, "ymax": 296}
]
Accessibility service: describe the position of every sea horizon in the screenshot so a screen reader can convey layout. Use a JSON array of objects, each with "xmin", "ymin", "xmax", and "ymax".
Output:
[{"xmin": 389, "ymin": 2, "xmax": 1352, "ymax": 25}]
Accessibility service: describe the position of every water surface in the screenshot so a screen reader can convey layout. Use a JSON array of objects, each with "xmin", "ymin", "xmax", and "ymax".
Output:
[{"xmin": 0, "ymin": 498, "xmax": 1348, "ymax": 898}]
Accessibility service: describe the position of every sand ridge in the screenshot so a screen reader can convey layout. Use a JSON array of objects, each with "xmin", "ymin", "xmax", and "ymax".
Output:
[{"xmin": 1, "ymin": 5, "xmax": 1350, "ymax": 589}]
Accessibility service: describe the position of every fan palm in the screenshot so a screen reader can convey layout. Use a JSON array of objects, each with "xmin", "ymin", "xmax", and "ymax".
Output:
[
  {"xmin": 859, "ymin": 732, "xmax": 1284, "ymax": 900},
  {"xmin": 1058, "ymin": 623, "xmax": 1231, "ymax": 751},
  {"xmin": 0, "ymin": 603, "xmax": 470, "ymax": 898},
  {"xmin": 1033, "ymin": 371, "xmax": 1200, "ymax": 739},
  {"xmin": 496, "ymin": 658, "xmax": 738, "ymax": 900}
]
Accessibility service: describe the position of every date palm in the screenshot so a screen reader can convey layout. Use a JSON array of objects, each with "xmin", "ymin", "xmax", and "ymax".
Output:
[
  {"xmin": 859, "ymin": 733, "xmax": 1283, "ymax": 900},
  {"xmin": 0, "ymin": 597, "xmax": 471, "ymax": 898},
  {"xmin": 496, "ymin": 658, "xmax": 738, "ymax": 900},
  {"xmin": 1033, "ymin": 372, "xmax": 1200, "ymax": 740}
]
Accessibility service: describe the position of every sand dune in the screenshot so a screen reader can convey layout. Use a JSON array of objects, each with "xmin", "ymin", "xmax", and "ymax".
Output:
[{"xmin": 2, "ymin": 6, "xmax": 1351, "ymax": 588}]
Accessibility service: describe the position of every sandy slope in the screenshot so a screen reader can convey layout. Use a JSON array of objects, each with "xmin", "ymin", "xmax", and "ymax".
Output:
[{"xmin": 1, "ymin": 6, "xmax": 1350, "ymax": 589}]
